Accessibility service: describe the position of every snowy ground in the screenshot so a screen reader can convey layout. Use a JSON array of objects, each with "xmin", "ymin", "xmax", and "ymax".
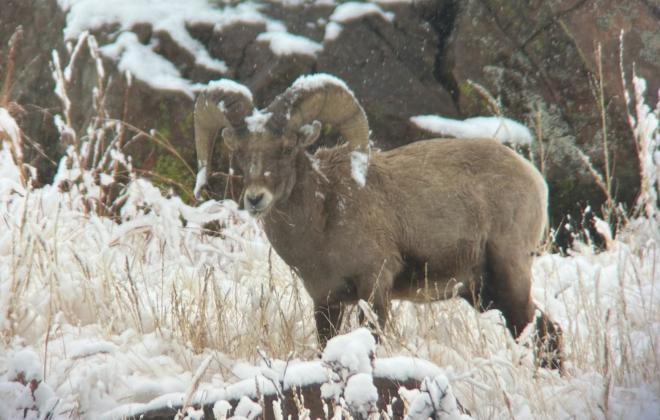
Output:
[{"xmin": 0, "ymin": 133, "xmax": 658, "ymax": 418}]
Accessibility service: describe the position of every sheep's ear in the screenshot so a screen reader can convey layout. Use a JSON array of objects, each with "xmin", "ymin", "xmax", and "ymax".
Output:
[
  {"xmin": 297, "ymin": 120, "xmax": 321, "ymax": 148},
  {"xmin": 222, "ymin": 126, "xmax": 239, "ymax": 151}
]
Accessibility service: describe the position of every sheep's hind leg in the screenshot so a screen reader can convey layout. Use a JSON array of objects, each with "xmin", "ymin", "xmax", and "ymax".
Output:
[{"xmin": 481, "ymin": 241, "xmax": 563, "ymax": 372}]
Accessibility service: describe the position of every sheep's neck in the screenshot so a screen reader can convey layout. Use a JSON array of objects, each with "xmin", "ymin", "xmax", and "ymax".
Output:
[{"xmin": 262, "ymin": 152, "xmax": 328, "ymax": 263}]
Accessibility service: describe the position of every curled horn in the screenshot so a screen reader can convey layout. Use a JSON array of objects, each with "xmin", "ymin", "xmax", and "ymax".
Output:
[
  {"xmin": 266, "ymin": 74, "xmax": 370, "ymax": 153},
  {"xmin": 194, "ymin": 80, "xmax": 254, "ymax": 199}
]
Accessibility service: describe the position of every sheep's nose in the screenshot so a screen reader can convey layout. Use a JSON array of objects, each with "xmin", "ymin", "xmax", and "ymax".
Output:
[{"xmin": 247, "ymin": 193, "xmax": 264, "ymax": 207}]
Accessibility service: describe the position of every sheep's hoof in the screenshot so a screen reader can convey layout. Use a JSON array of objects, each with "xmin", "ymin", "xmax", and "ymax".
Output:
[{"xmin": 534, "ymin": 317, "xmax": 564, "ymax": 374}]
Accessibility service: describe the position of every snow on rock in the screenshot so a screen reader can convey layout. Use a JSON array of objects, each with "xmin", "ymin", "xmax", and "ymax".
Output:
[
  {"xmin": 403, "ymin": 376, "xmax": 468, "ymax": 420},
  {"xmin": 100, "ymin": 32, "xmax": 194, "ymax": 96},
  {"xmin": 321, "ymin": 328, "xmax": 376, "ymax": 403},
  {"xmin": 329, "ymin": 2, "xmax": 394, "ymax": 24},
  {"xmin": 58, "ymin": 0, "xmax": 293, "ymax": 95},
  {"xmin": 276, "ymin": 360, "xmax": 327, "ymax": 389},
  {"xmin": 344, "ymin": 372, "xmax": 379, "ymax": 418},
  {"xmin": 322, "ymin": 328, "xmax": 376, "ymax": 377},
  {"xmin": 323, "ymin": 2, "xmax": 394, "ymax": 42},
  {"xmin": 351, "ymin": 151, "xmax": 369, "ymax": 187},
  {"xmin": 61, "ymin": 0, "xmax": 230, "ymax": 72},
  {"xmin": 323, "ymin": 21, "xmax": 343, "ymax": 42},
  {"xmin": 256, "ymin": 31, "xmax": 323, "ymax": 57},
  {"xmin": 374, "ymin": 357, "xmax": 444, "ymax": 382},
  {"xmin": 410, "ymin": 115, "xmax": 534, "ymax": 146}
]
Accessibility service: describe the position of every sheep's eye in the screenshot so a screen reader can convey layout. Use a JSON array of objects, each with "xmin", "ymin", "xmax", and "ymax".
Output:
[{"xmin": 281, "ymin": 145, "xmax": 294, "ymax": 156}]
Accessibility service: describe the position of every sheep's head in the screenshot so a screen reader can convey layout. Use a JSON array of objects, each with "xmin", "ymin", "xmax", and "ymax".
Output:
[{"xmin": 194, "ymin": 74, "xmax": 369, "ymax": 217}]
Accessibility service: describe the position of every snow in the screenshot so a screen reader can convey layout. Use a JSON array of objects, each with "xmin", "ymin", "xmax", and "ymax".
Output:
[
  {"xmin": 0, "ymin": 108, "xmax": 22, "ymax": 159},
  {"xmin": 58, "ymin": 0, "xmax": 290, "ymax": 95},
  {"xmin": 324, "ymin": 21, "xmax": 343, "ymax": 42},
  {"xmin": 0, "ymin": 143, "xmax": 24, "ymax": 198},
  {"xmin": 256, "ymin": 32, "xmax": 323, "ymax": 57},
  {"xmin": 321, "ymin": 328, "xmax": 376, "ymax": 403},
  {"xmin": 61, "ymin": 0, "xmax": 232, "ymax": 74},
  {"xmin": 213, "ymin": 400, "xmax": 233, "ymax": 419},
  {"xmin": 68, "ymin": 339, "xmax": 117, "ymax": 359},
  {"xmin": 323, "ymin": 328, "xmax": 375, "ymax": 376},
  {"xmin": 374, "ymin": 357, "xmax": 444, "ymax": 382},
  {"xmin": 207, "ymin": 79, "xmax": 254, "ymax": 103},
  {"xmin": 404, "ymin": 376, "xmax": 467, "ymax": 420},
  {"xmin": 100, "ymin": 32, "xmax": 194, "ymax": 96},
  {"xmin": 344, "ymin": 373, "xmax": 378, "ymax": 418},
  {"xmin": 411, "ymin": 115, "xmax": 534, "ymax": 145},
  {"xmin": 245, "ymin": 110, "xmax": 273, "ymax": 133},
  {"xmin": 350, "ymin": 150, "xmax": 369, "ymax": 187},
  {"xmin": 234, "ymin": 396, "xmax": 262, "ymax": 419},
  {"xmin": 292, "ymin": 73, "xmax": 354, "ymax": 96},
  {"xmin": 194, "ymin": 166, "xmax": 208, "ymax": 199},
  {"xmin": 329, "ymin": 2, "xmax": 394, "ymax": 24},
  {"xmin": 6, "ymin": 348, "xmax": 43, "ymax": 383},
  {"xmin": 323, "ymin": 1, "xmax": 395, "ymax": 41},
  {"xmin": 0, "ymin": 348, "xmax": 62, "ymax": 420}
]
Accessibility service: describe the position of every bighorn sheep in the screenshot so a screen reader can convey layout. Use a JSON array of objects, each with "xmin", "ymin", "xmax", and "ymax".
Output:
[{"xmin": 194, "ymin": 74, "xmax": 562, "ymax": 370}]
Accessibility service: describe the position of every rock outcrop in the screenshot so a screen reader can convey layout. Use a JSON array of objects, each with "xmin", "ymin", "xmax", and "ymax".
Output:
[{"xmin": 1, "ymin": 0, "xmax": 657, "ymax": 229}]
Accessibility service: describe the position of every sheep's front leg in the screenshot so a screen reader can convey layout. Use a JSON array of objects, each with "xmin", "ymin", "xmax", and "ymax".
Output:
[
  {"xmin": 357, "ymin": 261, "xmax": 398, "ymax": 335},
  {"xmin": 314, "ymin": 301, "xmax": 343, "ymax": 349}
]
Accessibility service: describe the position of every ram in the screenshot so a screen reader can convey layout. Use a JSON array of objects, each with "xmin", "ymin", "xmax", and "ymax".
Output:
[{"xmin": 194, "ymin": 74, "xmax": 562, "ymax": 370}]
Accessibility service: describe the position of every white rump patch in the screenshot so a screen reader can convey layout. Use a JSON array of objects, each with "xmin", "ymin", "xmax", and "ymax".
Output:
[
  {"xmin": 350, "ymin": 151, "xmax": 369, "ymax": 188},
  {"xmin": 256, "ymin": 31, "xmax": 323, "ymax": 57},
  {"xmin": 245, "ymin": 109, "xmax": 272, "ymax": 133},
  {"xmin": 410, "ymin": 115, "xmax": 533, "ymax": 146},
  {"xmin": 206, "ymin": 79, "xmax": 253, "ymax": 102}
]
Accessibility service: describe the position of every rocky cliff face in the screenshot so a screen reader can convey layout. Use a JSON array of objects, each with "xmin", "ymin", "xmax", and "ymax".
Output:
[{"xmin": 1, "ymin": 0, "xmax": 658, "ymax": 229}]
